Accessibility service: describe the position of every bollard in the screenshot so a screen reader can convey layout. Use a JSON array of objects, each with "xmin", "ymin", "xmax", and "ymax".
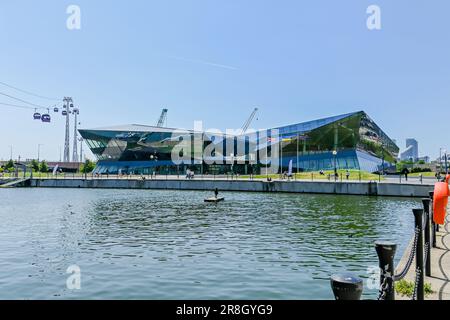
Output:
[
  {"xmin": 413, "ymin": 209, "xmax": 424, "ymax": 300},
  {"xmin": 422, "ymin": 199, "xmax": 432, "ymax": 277},
  {"xmin": 375, "ymin": 241, "xmax": 397, "ymax": 300},
  {"xmin": 330, "ymin": 274, "xmax": 363, "ymax": 300},
  {"xmin": 429, "ymin": 191, "xmax": 437, "ymax": 248}
]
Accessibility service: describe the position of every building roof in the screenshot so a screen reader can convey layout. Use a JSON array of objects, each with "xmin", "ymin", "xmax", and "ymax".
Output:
[
  {"xmin": 272, "ymin": 111, "xmax": 363, "ymax": 135},
  {"xmin": 82, "ymin": 111, "xmax": 364, "ymax": 136},
  {"xmin": 81, "ymin": 124, "xmax": 194, "ymax": 134}
]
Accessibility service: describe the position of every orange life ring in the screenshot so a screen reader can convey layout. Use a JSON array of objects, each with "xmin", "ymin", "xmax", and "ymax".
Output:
[{"xmin": 433, "ymin": 175, "xmax": 450, "ymax": 225}]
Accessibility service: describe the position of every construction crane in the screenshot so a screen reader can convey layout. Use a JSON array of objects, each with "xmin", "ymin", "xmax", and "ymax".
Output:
[
  {"xmin": 156, "ymin": 108, "xmax": 168, "ymax": 127},
  {"xmin": 240, "ymin": 107, "xmax": 259, "ymax": 134}
]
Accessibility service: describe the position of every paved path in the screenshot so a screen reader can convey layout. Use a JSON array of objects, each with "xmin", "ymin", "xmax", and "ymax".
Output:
[
  {"xmin": 426, "ymin": 212, "xmax": 450, "ymax": 300},
  {"xmin": 396, "ymin": 206, "xmax": 450, "ymax": 300}
]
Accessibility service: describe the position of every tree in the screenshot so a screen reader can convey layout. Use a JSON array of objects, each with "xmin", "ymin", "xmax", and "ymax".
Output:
[
  {"xmin": 5, "ymin": 159, "xmax": 14, "ymax": 170},
  {"xmin": 80, "ymin": 159, "xmax": 96, "ymax": 174},
  {"xmin": 30, "ymin": 159, "xmax": 40, "ymax": 172},
  {"xmin": 39, "ymin": 160, "xmax": 49, "ymax": 173}
]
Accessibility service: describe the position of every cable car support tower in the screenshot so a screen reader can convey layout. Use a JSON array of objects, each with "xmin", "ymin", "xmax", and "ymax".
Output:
[{"xmin": 62, "ymin": 97, "xmax": 72, "ymax": 162}]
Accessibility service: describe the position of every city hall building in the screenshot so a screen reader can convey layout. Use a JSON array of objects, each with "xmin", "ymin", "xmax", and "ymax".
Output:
[{"xmin": 79, "ymin": 111, "xmax": 399, "ymax": 175}]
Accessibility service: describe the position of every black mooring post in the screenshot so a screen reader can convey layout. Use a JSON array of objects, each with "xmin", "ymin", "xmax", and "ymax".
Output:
[
  {"xmin": 431, "ymin": 189, "xmax": 439, "ymax": 233},
  {"xmin": 429, "ymin": 191, "xmax": 437, "ymax": 248},
  {"xmin": 422, "ymin": 199, "xmax": 432, "ymax": 277},
  {"xmin": 375, "ymin": 241, "xmax": 397, "ymax": 300},
  {"xmin": 330, "ymin": 274, "xmax": 363, "ymax": 300},
  {"xmin": 413, "ymin": 209, "xmax": 424, "ymax": 300}
]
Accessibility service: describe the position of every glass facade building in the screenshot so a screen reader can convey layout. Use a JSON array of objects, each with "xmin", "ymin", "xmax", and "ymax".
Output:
[{"xmin": 79, "ymin": 111, "xmax": 399, "ymax": 175}]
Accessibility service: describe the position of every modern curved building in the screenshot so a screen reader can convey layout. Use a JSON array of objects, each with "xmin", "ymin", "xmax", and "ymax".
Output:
[{"xmin": 79, "ymin": 111, "xmax": 399, "ymax": 175}]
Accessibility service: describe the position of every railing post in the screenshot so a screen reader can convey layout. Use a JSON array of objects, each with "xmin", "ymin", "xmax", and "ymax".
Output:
[
  {"xmin": 413, "ymin": 208, "xmax": 424, "ymax": 300},
  {"xmin": 330, "ymin": 274, "xmax": 363, "ymax": 300},
  {"xmin": 429, "ymin": 191, "xmax": 436, "ymax": 248},
  {"xmin": 422, "ymin": 199, "xmax": 431, "ymax": 277},
  {"xmin": 375, "ymin": 241, "xmax": 397, "ymax": 300}
]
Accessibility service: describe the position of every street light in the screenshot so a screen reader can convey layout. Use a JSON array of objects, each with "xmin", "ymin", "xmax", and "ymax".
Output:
[
  {"xmin": 9, "ymin": 145, "xmax": 12, "ymax": 160},
  {"xmin": 444, "ymin": 149, "xmax": 448, "ymax": 174},
  {"xmin": 332, "ymin": 150, "xmax": 338, "ymax": 181}
]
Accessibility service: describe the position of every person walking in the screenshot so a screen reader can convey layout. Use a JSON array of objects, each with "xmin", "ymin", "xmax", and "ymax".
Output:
[{"xmin": 214, "ymin": 188, "xmax": 219, "ymax": 199}]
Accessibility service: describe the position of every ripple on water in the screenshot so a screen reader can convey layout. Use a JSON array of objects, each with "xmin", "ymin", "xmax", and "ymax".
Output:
[{"xmin": 0, "ymin": 188, "xmax": 419, "ymax": 299}]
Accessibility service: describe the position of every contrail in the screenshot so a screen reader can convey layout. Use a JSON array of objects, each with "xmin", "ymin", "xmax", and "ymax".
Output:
[{"xmin": 170, "ymin": 56, "xmax": 238, "ymax": 70}]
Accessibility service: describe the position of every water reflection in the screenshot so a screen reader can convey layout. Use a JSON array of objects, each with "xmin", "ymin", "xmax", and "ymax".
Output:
[{"xmin": 0, "ymin": 188, "xmax": 419, "ymax": 299}]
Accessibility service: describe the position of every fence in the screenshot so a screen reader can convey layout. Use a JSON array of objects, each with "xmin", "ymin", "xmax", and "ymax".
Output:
[{"xmin": 330, "ymin": 191, "xmax": 437, "ymax": 300}]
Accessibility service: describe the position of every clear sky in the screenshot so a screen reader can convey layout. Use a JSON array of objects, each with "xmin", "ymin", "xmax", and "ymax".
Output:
[{"xmin": 0, "ymin": 0, "xmax": 449, "ymax": 161}]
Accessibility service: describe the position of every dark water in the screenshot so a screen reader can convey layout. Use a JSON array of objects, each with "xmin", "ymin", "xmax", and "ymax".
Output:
[{"xmin": 0, "ymin": 189, "xmax": 420, "ymax": 299}]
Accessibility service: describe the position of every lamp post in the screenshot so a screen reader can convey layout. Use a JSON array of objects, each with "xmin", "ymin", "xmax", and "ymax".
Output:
[
  {"xmin": 150, "ymin": 153, "xmax": 158, "ymax": 176},
  {"xmin": 9, "ymin": 145, "xmax": 12, "ymax": 160},
  {"xmin": 445, "ymin": 150, "xmax": 448, "ymax": 174},
  {"xmin": 332, "ymin": 150, "xmax": 338, "ymax": 181}
]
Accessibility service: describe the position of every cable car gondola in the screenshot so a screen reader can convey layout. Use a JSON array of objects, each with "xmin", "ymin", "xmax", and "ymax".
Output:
[
  {"xmin": 62, "ymin": 110, "xmax": 67, "ymax": 116},
  {"xmin": 53, "ymin": 106, "xmax": 59, "ymax": 112},
  {"xmin": 41, "ymin": 114, "xmax": 51, "ymax": 123},
  {"xmin": 33, "ymin": 109, "xmax": 41, "ymax": 120},
  {"xmin": 41, "ymin": 109, "xmax": 51, "ymax": 123}
]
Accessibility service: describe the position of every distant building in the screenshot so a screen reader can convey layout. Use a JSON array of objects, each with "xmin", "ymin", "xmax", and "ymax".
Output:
[
  {"xmin": 400, "ymin": 138, "xmax": 419, "ymax": 161},
  {"xmin": 418, "ymin": 156, "xmax": 430, "ymax": 163}
]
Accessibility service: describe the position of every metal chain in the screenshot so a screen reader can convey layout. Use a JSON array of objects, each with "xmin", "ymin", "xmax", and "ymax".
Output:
[
  {"xmin": 377, "ymin": 275, "xmax": 389, "ymax": 300},
  {"xmin": 394, "ymin": 227, "xmax": 420, "ymax": 281},
  {"xmin": 412, "ymin": 267, "xmax": 422, "ymax": 300},
  {"xmin": 424, "ymin": 242, "xmax": 429, "ymax": 268}
]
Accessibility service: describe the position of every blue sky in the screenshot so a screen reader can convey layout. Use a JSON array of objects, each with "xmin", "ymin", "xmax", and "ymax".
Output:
[{"xmin": 0, "ymin": 0, "xmax": 449, "ymax": 161}]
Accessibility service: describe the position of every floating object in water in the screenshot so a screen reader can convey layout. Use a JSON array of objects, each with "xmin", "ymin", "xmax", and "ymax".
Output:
[
  {"xmin": 204, "ymin": 197, "xmax": 225, "ymax": 203},
  {"xmin": 433, "ymin": 174, "xmax": 449, "ymax": 225}
]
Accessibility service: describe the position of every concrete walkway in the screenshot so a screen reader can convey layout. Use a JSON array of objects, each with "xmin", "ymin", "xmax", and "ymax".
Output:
[
  {"xmin": 396, "ymin": 206, "xmax": 450, "ymax": 300},
  {"xmin": 426, "ymin": 212, "xmax": 450, "ymax": 300}
]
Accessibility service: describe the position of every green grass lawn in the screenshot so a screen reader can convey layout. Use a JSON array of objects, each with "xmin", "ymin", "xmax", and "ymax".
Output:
[{"xmin": 408, "ymin": 172, "xmax": 438, "ymax": 177}]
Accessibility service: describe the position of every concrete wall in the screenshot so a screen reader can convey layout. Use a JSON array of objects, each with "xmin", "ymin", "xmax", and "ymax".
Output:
[{"xmin": 31, "ymin": 178, "xmax": 434, "ymax": 198}]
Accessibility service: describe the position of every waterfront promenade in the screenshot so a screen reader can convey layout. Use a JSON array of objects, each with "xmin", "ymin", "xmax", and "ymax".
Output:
[
  {"xmin": 1, "ymin": 174, "xmax": 433, "ymax": 198},
  {"xmin": 396, "ymin": 206, "xmax": 450, "ymax": 300}
]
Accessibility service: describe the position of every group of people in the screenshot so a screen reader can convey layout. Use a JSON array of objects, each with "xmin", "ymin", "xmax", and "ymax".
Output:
[
  {"xmin": 185, "ymin": 169, "xmax": 195, "ymax": 180},
  {"xmin": 318, "ymin": 169, "xmax": 351, "ymax": 180}
]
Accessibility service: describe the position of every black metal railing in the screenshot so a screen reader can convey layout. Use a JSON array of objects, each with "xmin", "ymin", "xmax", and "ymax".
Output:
[{"xmin": 331, "ymin": 191, "xmax": 436, "ymax": 300}]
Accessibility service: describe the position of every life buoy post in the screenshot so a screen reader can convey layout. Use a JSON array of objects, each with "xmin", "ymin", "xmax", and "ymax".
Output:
[{"xmin": 433, "ymin": 174, "xmax": 450, "ymax": 225}]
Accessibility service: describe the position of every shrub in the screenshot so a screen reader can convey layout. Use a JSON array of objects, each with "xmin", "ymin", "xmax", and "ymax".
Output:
[{"xmin": 395, "ymin": 279, "xmax": 433, "ymax": 297}]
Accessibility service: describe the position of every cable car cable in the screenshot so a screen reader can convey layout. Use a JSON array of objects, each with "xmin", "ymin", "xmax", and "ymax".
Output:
[
  {"xmin": 0, "ymin": 91, "xmax": 47, "ymax": 109},
  {"xmin": 0, "ymin": 102, "xmax": 35, "ymax": 110},
  {"xmin": 0, "ymin": 80, "xmax": 60, "ymax": 101}
]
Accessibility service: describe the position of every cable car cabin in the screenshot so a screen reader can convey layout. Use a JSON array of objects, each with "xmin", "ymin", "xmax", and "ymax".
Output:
[
  {"xmin": 53, "ymin": 107, "xmax": 59, "ymax": 112},
  {"xmin": 62, "ymin": 110, "xmax": 68, "ymax": 116},
  {"xmin": 33, "ymin": 112, "xmax": 41, "ymax": 120},
  {"xmin": 41, "ymin": 114, "xmax": 51, "ymax": 123}
]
